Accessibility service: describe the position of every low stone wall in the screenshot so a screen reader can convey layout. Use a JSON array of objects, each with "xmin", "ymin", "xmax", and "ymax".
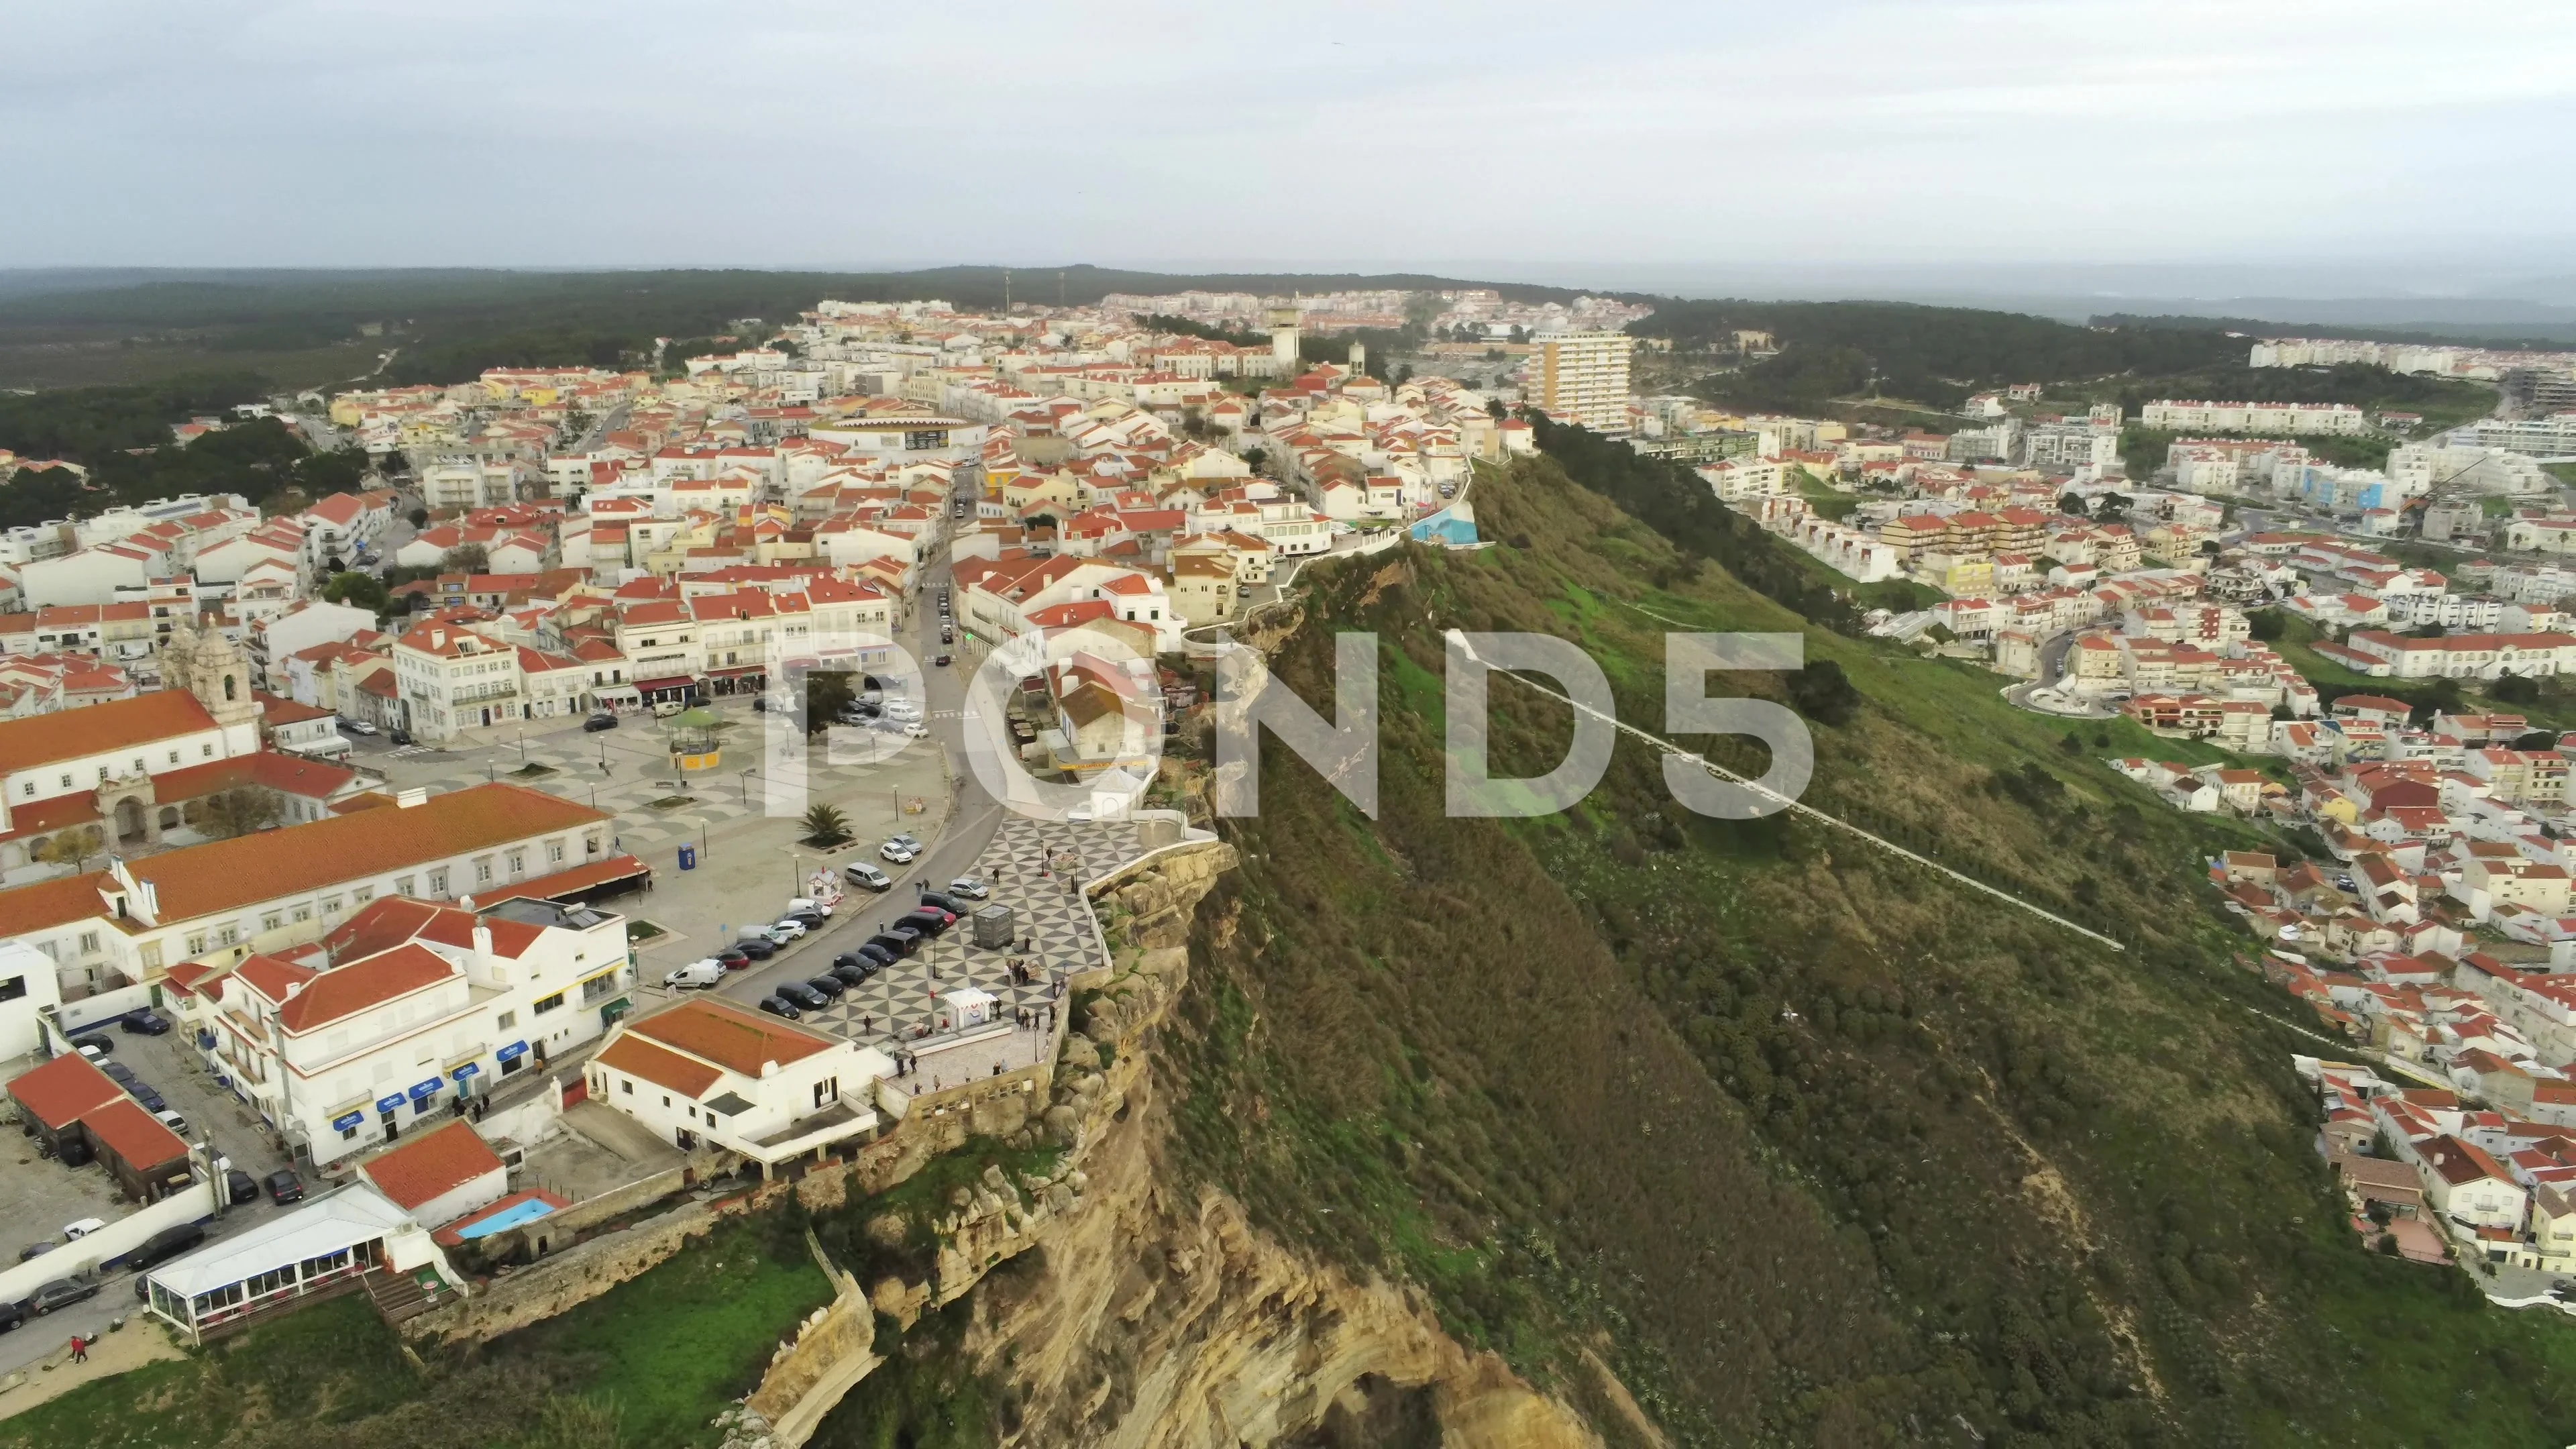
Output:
[{"xmin": 405, "ymin": 1190, "xmax": 755, "ymax": 1344}]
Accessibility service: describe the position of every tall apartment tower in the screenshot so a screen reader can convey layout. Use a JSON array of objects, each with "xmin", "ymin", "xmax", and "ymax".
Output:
[
  {"xmin": 1266, "ymin": 306, "xmax": 1301, "ymax": 373},
  {"xmin": 1532, "ymin": 330, "xmax": 1633, "ymax": 435}
]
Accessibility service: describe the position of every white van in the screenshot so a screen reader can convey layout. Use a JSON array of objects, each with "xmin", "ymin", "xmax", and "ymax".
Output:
[{"xmin": 663, "ymin": 960, "xmax": 726, "ymax": 991}]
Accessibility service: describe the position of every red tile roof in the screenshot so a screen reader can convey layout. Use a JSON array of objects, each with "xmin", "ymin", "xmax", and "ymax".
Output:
[
  {"xmin": 356, "ymin": 1120, "xmax": 504, "ymax": 1212},
  {"xmin": 627, "ymin": 996, "xmax": 835, "ymax": 1079},
  {"xmin": 80, "ymin": 1096, "xmax": 189, "ymax": 1169},
  {"xmin": 275, "ymin": 941, "xmax": 457, "ymax": 1034},
  {"xmin": 595, "ymin": 1033, "xmax": 721, "ymax": 1099},
  {"xmin": 5, "ymin": 1053, "xmax": 126, "ymax": 1130},
  {"xmin": 0, "ymin": 691, "xmax": 219, "ymax": 776}
]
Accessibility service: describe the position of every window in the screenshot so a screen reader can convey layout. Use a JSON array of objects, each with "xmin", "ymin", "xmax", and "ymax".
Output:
[
  {"xmin": 58, "ymin": 773, "xmax": 71, "ymax": 789},
  {"xmin": 506, "ymin": 850, "xmax": 524, "ymax": 876},
  {"xmin": 474, "ymin": 860, "xmax": 493, "ymax": 885},
  {"xmin": 138, "ymin": 943, "xmax": 161, "ymax": 971},
  {"xmin": 321, "ymin": 896, "xmax": 343, "ymax": 916},
  {"xmin": 292, "ymin": 905, "xmax": 312, "ymax": 923},
  {"xmin": 77, "ymin": 930, "xmax": 99, "ymax": 955},
  {"xmin": 495, "ymin": 1010, "xmax": 515, "ymax": 1030},
  {"xmin": 19, "ymin": 783, "xmax": 30, "ymax": 798},
  {"xmin": 202, "ymin": 744, "xmax": 214, "ymax": 758},
  {"xmin": 216, "ymin": 925, "xmax": 237, "ymax": 947},
  {"xmin": 812, "ymin": 1077, "xmax": 839, "ymax": 1109},
  {"xmin": 0, "ymin": 976, "xmax": 23, "ymax": 1004},
  {"xmin": 534, "ymin": 991, "xmax": 564, "ymax": 1015},
  {"xmin": 549, "ymin": 841, "xmax": 566, "ymax": 863},
  {"xmin": 621, "ymin": 1077, "xmax": 633, "ymax": 1095},
  {"xmin": 394, "ymin": 875, "xmax": 415, "ymax": 896},
  {"xmin": 352, "ymin": 887, "xmax": 374, "ymax": 905},
  {"xmin": 262, "ymin": 913, "xmax": 282, "ymax": 932},
  {"xmin": 184, "ymin": 933, "xmax": 208, "ymax": 956},
  {"xmin": 428, "ymin": 869, "xmax": 447, "ymax": 895}
]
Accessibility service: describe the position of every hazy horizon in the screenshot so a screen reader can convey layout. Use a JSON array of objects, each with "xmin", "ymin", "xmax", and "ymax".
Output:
[{"xmin": 7, "ymin": 1, "xmax": 2571, "ymax": 282}]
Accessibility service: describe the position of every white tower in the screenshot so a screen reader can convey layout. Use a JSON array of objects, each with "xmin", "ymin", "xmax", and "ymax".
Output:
[{"xmin": 1266, "ymin": 305, "xmax": 1301, "ymax": 373}]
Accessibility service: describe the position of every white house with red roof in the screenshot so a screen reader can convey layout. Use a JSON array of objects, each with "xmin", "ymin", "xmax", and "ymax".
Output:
[{"xmin": 168, "ymin": 893, "xmax": 635, "ymax": 1168}]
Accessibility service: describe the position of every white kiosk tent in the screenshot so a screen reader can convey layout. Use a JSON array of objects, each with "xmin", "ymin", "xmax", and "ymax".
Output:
[{"xmin": 141, "ymin": 1183, "xmax": 459, "ymax": 1343}]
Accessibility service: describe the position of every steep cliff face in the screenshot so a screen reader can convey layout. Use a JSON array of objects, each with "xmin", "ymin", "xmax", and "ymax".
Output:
[{"xmin": 805, "ymin": 841, "xmax": 1612, "ymax": 1449}]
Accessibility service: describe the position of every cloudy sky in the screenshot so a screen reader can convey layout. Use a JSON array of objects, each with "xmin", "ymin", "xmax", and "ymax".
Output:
[{"xmin": 7, "ymin": 0, "xmax": 2572, "ymax": 284}]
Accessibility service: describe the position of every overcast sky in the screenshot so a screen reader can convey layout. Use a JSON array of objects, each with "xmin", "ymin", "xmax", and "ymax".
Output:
[{"xmin": 7, "ymin": 0, "xmax": 2572, "ymax": 284}]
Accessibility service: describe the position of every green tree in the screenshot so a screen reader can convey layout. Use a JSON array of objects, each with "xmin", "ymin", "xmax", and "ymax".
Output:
[
  {"xmin": 801, "ymin": 803, "xmax": 853, "ymax": 847},
  {"xmin": 34, "ymin": 824, "xmax": 106, "ymax": 871},
  {"xmin": 805, "ymin": 671, "xmax": 856, "ymax": 732},
  {"xmin": 322, "ymin": 571, "xmax": 390, "ymax": 614},
  {"xmin": 2492, "ymin": 674, "xmax": 2540, "ymax": 705},
  {"xmin": 2057, "ymin": 490, "xmax": 2088, "ymax": 517},
  {"xmin": 439, "ymin": 543, "xmax": 490, "ymax": 574},
  {"xmin": 196, "ymin": 787, "xmax": 283, "ymax": 841}
]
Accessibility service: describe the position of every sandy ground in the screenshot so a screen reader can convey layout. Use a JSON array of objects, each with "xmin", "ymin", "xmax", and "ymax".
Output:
[{"xmin": 0, "ymin": 1315, "xmax": 185, "ymax": 1420}]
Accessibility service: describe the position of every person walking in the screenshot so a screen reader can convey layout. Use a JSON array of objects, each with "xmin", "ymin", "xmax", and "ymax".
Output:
[{"xmin": 68, "ymin": 1334, "xmax": 87, "ymax": 1364}]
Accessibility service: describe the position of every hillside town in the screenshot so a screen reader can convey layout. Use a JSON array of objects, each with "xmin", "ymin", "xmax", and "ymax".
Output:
[{"xmin": 0, "ymin": 292, "xmax": 1546, "ymax": 1382}]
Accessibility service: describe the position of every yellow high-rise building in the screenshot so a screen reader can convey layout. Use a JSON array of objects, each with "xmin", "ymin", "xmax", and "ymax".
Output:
[{"xmin": 1532, "ymin": 331, "xmax": 1632, "ymax": 435}]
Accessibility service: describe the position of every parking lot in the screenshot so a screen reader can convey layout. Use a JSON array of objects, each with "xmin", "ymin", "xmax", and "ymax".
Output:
[{"xmin": 0, "ymin": 1024, "xmax": 307, "ymax": 1379}]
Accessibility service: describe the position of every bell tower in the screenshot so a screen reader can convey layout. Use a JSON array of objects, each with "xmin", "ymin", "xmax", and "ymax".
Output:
[{"xmin": 180, "ymin": 618, "xmax": 260, "ymax": 732}]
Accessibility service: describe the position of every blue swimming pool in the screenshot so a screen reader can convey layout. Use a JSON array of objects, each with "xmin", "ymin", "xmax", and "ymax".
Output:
[{"xmin": 453, "ymin": 1196, "xmax": 559, "ymax": 1239}]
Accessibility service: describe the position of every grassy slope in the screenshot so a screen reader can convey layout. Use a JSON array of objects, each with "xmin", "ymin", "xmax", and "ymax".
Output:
[
  {"xmin": 0, "ymin": 1218, "xmax": 831, "ymax": 1449},
  {"xmin": 1165, "ymin": 455, "xmax": 2576, "ymax": 1447}
]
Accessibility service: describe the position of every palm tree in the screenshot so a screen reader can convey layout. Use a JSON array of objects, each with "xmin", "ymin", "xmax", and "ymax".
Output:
[{"xmin": 801, "ymin": 803, "xmax": 851, "ymax": 845}]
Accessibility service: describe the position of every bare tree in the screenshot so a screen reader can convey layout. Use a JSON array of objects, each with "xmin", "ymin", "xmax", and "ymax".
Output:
[{"xmin": 197, "ymin": 788, "xmax": 284, "ymax": 841}]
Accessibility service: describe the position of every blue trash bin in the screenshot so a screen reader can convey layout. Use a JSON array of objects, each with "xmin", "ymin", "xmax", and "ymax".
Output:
[{"xmin": 678, "ymin": 844, "xmax": 697, "ymax": 870}]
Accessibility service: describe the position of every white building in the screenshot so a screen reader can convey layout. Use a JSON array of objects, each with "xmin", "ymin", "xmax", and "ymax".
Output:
[
  {"xmin": 141, "ymin": 1182, "xmax": 459, "ymax": 1344},
  {"xmin": 586, "ymin": 997, "xmax": 891, "ymax": 1177},
  {"xmin": 2138, "ymin": 400, "xmax": 2368, "ymax": 436},
  {"xmin": 168, "ymin": 894, "xmax": 634, "ymax": 1169}
]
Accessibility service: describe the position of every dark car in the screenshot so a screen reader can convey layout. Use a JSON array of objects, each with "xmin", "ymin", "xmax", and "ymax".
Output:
[
  {"xmin": 902, "ymin": 904, "xmax": 955, "ymax": 930},
  {"xmin": 867, "ymin": 929, "xmax": 922, "ymax": 959},
  {"xmin": 714, "ymin": 947, "xmax": 753, "ymax": 970},
  {"xmin": 918, "ymin": 892, "xmax": 963, "ymax": 916},
  {"xmin": 584, "ymin": 713, "xmax": 619, "ymax": 732},
  {"xmin": 123, "ymin": 1222, "xmax": 206, "ymax": 1274},
  {"xmin": 390, "ymin": 727, "xmax": 415, "ymax": 745},
  {"xmin": 775, "ymin": 981, "xmax": 830, "ymax": 1010},
  {"xmin": 68, "ymin": 1034, "xmax": 111, "ymax": 1057},
  {"xmin": 824, "ymin": 963, "xmax": 871, "ymax": 989},
  {"xmin": 802, "ymin": 974, "xmax": 847, "ymax": 1001},
  {"xmin": 934, "ymin": 653, "xmax": 953, "ymax": 667},
  {"xmin": 29, "ymin": 1278, "xmax": 98, "ymax": 1316},
  {"xmin": 99, "ymin": 1061, "xmax": 136, "ymax": 1085},
  {"xmin": 784, "ymin": 909, "xmax": 826, "ymax": 930},
  {"xmin": 125, "ymin": 1080, "xmax": 168, "ymax": 1113},
  {"xmin": 855, "ymin": 943, "xmax": 899, "ymax": 968},
  {"xmin": 266, "ymin": 1169, "xmax": 306, "ymax": 1204},
  {"xmin": 751, "ymin": 696, "xmax": 769, "ymax": 712},
  {"xmin": 225, "ymin": 1168, "xmax": 260, "ymax": 1205},
  {"xmin": 757, "ymin": 996, "xmax": 803, "ymax": 1021},
  {"xmin": 15, "ymin": 1242, "xmax": 52, "ymax": 1263},
  {"xmin": 0, "ymin": 1301, "xmax": 20, "ymax": 1333},
  {"xmin": 731, "ymin": 936, "xmax": 778, "ymax": 960},
  {"xmin": 121, "ymin": 1011, "xmax": 171, "ymax": 1036}
]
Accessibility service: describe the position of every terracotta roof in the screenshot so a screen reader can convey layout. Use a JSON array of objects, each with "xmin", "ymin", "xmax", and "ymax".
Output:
[
  {"xmin": 627, "ymin": 996, "xmax": 835, "ymax": 1079},
  {"xmin": 356, "ymin": 1120, "xmax": 504, "ymax": 1211},
  {"xmin": 106, "ymin": 783, "xmax": 608, "ymax": 926},
  {"xmin": 595, "ymin": 1032, "xmax": 721, "ymax": 1099},
  {"xmin": 5, "ymin": 1052, "xmax": 125, "ymax": 1130},
  {"xmin": 0, "ymin": 691, "xmax": 219, "ymax": 776},
  {"xmin": 80, "ymin": 1095, "xmax": 189, "ymax": 1169},
  {"xmin": 274, "ymin": 941, "xmax": 458, "ymax": 1034},
  {"xmin": 477, "ymin": 853, "xmax": 651, "ymax": 906},
  {"xmin": 152, "ymin": 750, "xmax": 355, "ymax": 803},
  {"xmin": 0, "ymin": 870, "xmax": 111, "ymax": 939}
]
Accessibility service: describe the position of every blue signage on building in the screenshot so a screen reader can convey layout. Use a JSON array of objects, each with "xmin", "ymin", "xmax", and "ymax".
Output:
[
  {"xmin": 375, "ymin": 1094, "xmax": 407, "ymax": 1114},
  {"xmin": 495, "ymin": 1040, "xmax": 529, "ymax": 1063},
  {"xmin": 407, "ymin": 1077, "xmax": 445, "ymax": 1102},
  {"xmin": 451, "ymin": 1062, "xmax": 481, "ymax": 1081},
  {"xmin": 331, "ymin": 1110, "xmax": 366, "ymax": 1131}
]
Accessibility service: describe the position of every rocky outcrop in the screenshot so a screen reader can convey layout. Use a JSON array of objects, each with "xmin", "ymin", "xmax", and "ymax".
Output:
[{"xmin": 781, "ymin": 835, "xmax": 1615, "ymax": 1448}]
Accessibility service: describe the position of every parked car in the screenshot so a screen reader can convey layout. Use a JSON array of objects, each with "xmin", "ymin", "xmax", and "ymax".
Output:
[
  {"xmin": 123, "ymin": 1222, "xmax": 206, "ymax": 1274},
  {"xmin": 732, "ymin": 936, "xmax": 778, "ymax": 960},
  {"xmin": 774, "ymin": 981, "xmax": 828, "ymax": 1010},
  {"xmin": 61, "ymin": 1218, "xmax": 105, "ymax": 1242},
  {"xmin": 764, "ymin": 918, "xmax": 808, "ymax": 943},
  {"xmin": 787, "ymin": 895, "xmax": 835, "ymax": 918},
  {"xmin": 225, "ymin": 1168, "xmax": 260, "ymax": 1205},
  {"xmin": 121, "ymin": 1010, "xmax": 171, "ymax": 1036},
  {"xmin": 855, "ymin": 943, "xmax": 900, "ymax": 968},
  {"xmin": 266, "ymin": 1169, "xmax": 306, "ymax": 1204},
  {"xmin": 947, "ymin": 877, "xmax": 991, "ymax": 900},
  {"xmin": 890, "ymin": 833, "xmax": 922, "ymax": 853},
  {"xmin": 901, "ymin": 723, "xmax": 930, "ymax": 739},
  {"xmin": 15, "ymin": 1242, "xmax": 52, "ymax": 1263},
  {"xmin": 899, "ymin": 909, "xmax": 953, "ymax": 938},
  {"xmin": 714, "ymin": 947, "xmax": 753, "ymax": 971},
  {"xmin": 0, "ymin": 1301, "xmax": 22, "ymax": 1333},
  {"xmin": 879, "ymin": 839, "xmax": 918, "ymax": 864},
  {"xmin": 28, "ymin": 1279, "xmax": 97, "ymax": 1316},
  {"xmin": 153, "ymin": 1109, "xmax": 190, "ymax": 1138},
  {"xmin": 583, "ymin": 713, "xmax": 620, "ymax": 732},
  {"xmin": 757, "ymin": 996, "xmax": 804, "ymax": 1021},
  {"xmin": 882, "ymin": 700, "xmax": 923, "ymax": 722},
  {"xmin": 125, "ymin": 1081, "xmax": 167, "ymax": 1113},
  {"xmin": 920, "ymin": 892, "xmax": 964, "ymax": 916},
  {"xmin": 99, "ymin": 1061, "xmax": 136, "ymax": 1085},
  {"xmin": 934, "ymin": 653, "xmax": 953, "ymax": 667},
  {"xmin": 801, "ymin": 975, "xmax": 847, "ymax": 1002},
  {"xmin": 750, "ymin": 696, "xmax": 769, "ymax": 712},
  {"xmin": 390, "ymin": 727, "xmax": 414, "ymax": 745},
  {"xmin": 343, "ymin": 719, "xmax": 380, "ymax": 736},
  {"xmin": 825, "ymin": 963, "xmax": 871, "ymax": 989},
  {"xmin": 845, "ymin": 862, "xmax": 893, "ymax": 892},
  {"xmin": 73, "ymin": 1040, "xmax": 109, "ymax": 1063},
  {"xmin": 665, "ymin": 960, "xmax": 726, "ymax": 991},
  {"xmin": 869, "ymin": 927, "xmax": 923, "ymax": 957},
  {"xmin": 784, "ymin": 908, "xmax": 828, "ymax": 929}
]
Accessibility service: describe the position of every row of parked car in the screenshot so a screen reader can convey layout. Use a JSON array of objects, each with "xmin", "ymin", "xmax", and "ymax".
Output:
[{"xmin": 757, "ymin": 897, "xmax": 965, "ymax": 1020}]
